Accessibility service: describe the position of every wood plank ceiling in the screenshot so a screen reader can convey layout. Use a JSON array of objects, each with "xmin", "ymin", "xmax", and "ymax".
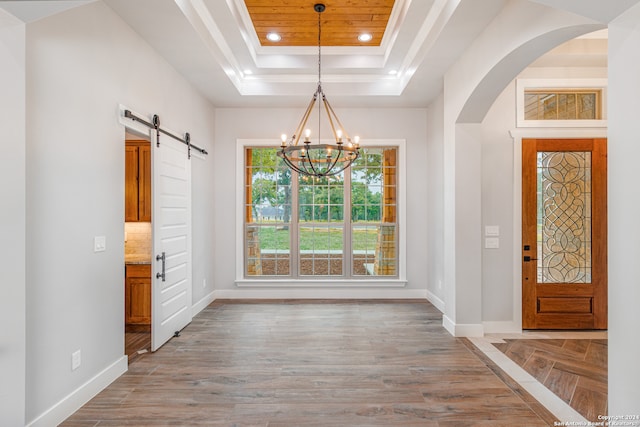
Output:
[{"xmin": 245, "ymin": 0, "xmax": 395, "ymax": 47}]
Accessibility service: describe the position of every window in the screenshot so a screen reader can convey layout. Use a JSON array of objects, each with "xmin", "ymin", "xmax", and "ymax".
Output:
[
  {"xmin": 524, "ymin": 90, "xmax": 601, "ymax": 120},
  {"xmin": 244, "ymin": 148, "xmax": 291, "ymax": 276},
  {"xmin": 516, "ymin": 79, "xmax": 607, "ymax": 128},
  {"xmin": 243, "ymin": 145, "xmax": 399, "ymax": 280}
]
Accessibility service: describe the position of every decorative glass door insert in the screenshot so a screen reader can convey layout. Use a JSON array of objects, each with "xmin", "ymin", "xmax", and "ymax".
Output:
[{"xmin": 537, "ymin": 151, "xmax": 591, "ymax": 284}]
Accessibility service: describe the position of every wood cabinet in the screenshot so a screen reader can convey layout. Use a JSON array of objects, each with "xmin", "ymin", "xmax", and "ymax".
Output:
[
  {"xmin": 125, "ymin": 141, "xmax": 151, "ymax": 222},
  {"xmin": 125, "ymin": 264, "xmax": 151, "ymax": 331}
]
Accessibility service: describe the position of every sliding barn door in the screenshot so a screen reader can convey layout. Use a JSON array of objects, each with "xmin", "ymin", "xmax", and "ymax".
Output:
[{"xmin": 151, "ymin": 133, "xmax": 192, "ymax": 351}]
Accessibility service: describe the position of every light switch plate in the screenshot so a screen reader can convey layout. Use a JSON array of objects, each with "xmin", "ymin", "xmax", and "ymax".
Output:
[
  {"xmin": 485, "ymin": 226, "xmax": 500, "ymax": 236},
  {"xmin": 94, "ymin": 236, "xmax": 106, "ymax": 252},
  {"xmin": 71, "ymin": 349, "xmax": 81, "ymax": 371},
  {"xmin": 485, "ymin": 237, "xmax": 500, "ymax": 249}
]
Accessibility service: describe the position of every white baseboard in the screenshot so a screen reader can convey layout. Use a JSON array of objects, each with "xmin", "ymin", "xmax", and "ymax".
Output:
[
  {"xmin": 426, "ymin": 290, "xmax": 444, "ymax": 312},
  {"xmin": 443, "ymin": 315, "xmax": 456, "ymax": 336},
  {"xmin": 213, "ymin": 288, "xmax": 428, "ymax": 300},
  {"xmin": 482, "ymin": 320, "xmax": 522, "ymax": 334},
  {"xmin": 442, "ymin": 315, "xmax": 484, "ymax": 337},
  {"xmin": 27, "ymin": 355, "xmax": 127, "ymax": 427},
  {"xmin": 192, "ymin": 290, "xmax": 216, "ymax": 316}
]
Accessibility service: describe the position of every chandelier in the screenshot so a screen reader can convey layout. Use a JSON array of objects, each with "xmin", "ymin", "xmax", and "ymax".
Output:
[{"xmin": 277, "ymin": 3, "xmax": 360, "ymax": 177}]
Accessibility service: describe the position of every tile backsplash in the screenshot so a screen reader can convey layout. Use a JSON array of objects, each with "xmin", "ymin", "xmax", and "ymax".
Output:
[{"xmin": 124, "ymin": 222, "xmax": 152, "ymax": 261}]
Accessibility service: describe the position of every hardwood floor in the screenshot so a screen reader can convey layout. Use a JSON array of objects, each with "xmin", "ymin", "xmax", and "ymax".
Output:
[
  {"xmin": 63, "ymin": 301, "xmax": 558, "ymax": 426},
  {"xmin": 493, "ymin": 338, "xmax": 607, "ymax": 421},
  {"xmin": 125, "ymin": 331, "xmax": 151, "ymax": 364}
]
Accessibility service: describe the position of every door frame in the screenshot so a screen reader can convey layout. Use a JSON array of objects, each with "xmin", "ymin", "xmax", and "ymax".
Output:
[
  {"xmin": 509, "ymin": 128, "xmax": 607, "ymax": 332},
  {"xmin": 119, "ymin": 105, "xmax": 194, "ymax": 351},
  {"xmin": 121, "ymin": 110, "xmax": 155, "ymax": 344}
]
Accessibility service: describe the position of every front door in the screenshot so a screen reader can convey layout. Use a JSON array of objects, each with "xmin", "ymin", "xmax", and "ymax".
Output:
[{"xmin": 522, "ymin": 138, "xmax": 607, "ymax": 329}]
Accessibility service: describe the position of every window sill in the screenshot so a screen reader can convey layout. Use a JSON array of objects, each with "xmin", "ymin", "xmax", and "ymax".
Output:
[{"xmin": 235, "ymin": 279, "xmax": 407, "ymax": 288}]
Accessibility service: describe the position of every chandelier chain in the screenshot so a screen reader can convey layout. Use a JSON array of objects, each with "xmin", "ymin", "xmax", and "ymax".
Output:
[
  {"xmin": 317, "ymin": 5, "xmax": 322, "ymax": 141},
  {"xmin": 318, "ymin": 9, "xmax": 322, "ymax": 86}
]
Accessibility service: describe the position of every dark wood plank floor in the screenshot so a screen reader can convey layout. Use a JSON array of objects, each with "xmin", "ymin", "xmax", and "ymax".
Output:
[
  {"xmin": 493, "ymin": 338, "xmax": 607, "ymax": 421},
  {"xmin": 63, "ymin": 300, "xmax": 558, "ymax": 426}
]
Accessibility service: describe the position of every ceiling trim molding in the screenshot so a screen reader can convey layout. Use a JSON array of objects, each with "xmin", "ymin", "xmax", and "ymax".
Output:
[
  {"xmin": 398, "ymin": 0, "xmax": 460, "ymax": 83},
  {"xmin": 174, "ymin": 0, "xmax": 461, "ymax": 97},
  {"xmin": 175, "ymin": 0, "xmax": 245, "ymax": 88},
  {"xmin": 224, "ymin": 0, "xmax": 260, "ymax": 65}
]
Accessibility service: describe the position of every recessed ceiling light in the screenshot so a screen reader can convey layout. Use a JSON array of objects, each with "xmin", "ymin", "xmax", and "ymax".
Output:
[
  {"xmin": 358, "ymin": 33, "xmax": 373, "ymax": 42},
  {"xmin": 266, "ymin": 32, "xmax": 281, "ymax": 42},
  {"xmin": 244, "ymin": 69, "xmax": 253, "ymax": 75},
  {"xmin": 388, "ymin": 70, "xmax": 397, "ymax": 75}
]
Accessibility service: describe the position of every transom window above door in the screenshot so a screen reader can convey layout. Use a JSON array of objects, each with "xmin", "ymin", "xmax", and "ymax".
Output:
[
  {"xmin": 516, "ymin": 79, "xmax": 607, "ymax": 128},
  {"xmin": 524, "ymin": 90, "xmax": 601, "ymax": 121}
]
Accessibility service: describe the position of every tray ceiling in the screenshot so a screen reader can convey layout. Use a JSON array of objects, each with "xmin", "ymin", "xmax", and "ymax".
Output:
[
  {"xmin": 1, "ymin": 0, "xmax": 621, "ymax": 108},
  {"xmin": 244, "ymin": 0, "xmax": 395, "ymax": 47}
]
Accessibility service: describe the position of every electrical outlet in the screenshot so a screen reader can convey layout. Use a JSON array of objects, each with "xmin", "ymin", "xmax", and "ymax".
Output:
[{"xmin": 71, "ymin": 350, "xmax": 81, "ymax": 371}]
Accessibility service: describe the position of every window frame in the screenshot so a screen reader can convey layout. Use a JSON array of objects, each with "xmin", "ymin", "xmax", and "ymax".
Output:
[
  {"xmin": 516, "ymin": 78, "xmax": 607, "ymax": 128},
  {"xmin": 236, "ymin": 139, "xmax": 407, "ymax": 287}
]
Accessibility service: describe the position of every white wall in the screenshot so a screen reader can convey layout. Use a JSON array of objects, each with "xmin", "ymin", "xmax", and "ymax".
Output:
[
  {"xmin": 0, "ymin": 9, "xmax": 26, "ymax": 427},
  {"xmin": 426, "ymin": 94, "xmax": 445, "ymax": 308},
  {"xmin": 453, "ymin": 123, "xmax": 483, "ymax": 327},
  {"xmin": 213, "ymin": 107, "xmax": 428, "ymax": 298},
  {"xmin": 24, "ymin": 2, "xmax": 216, "ymax": 424},
  {"xmin": 608, "ymin": 2, "xmax": 640, "ymax": 414},
  {"xmin": 479, "ymin": 82, "xmax": 516, "ymax": 324}
]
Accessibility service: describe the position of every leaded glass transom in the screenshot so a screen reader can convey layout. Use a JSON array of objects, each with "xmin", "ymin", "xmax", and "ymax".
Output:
[{"xmin": 525, "ymin": 91, "xmax": 600, "ymax": 120}]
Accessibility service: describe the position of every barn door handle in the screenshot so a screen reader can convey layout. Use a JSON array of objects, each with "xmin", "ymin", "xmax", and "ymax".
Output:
[
  {"xmin": 523, "ymin": 256, "xmax": 538, "ymax": 262},
  {"xmin": 156, "ymin": 252, "xmax": 166, "ymax": 281}
]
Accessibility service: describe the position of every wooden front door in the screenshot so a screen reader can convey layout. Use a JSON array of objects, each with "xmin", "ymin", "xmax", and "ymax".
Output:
[{"xmin": 522, "ymin": 138, "xmax": 607, "ymax": 329}]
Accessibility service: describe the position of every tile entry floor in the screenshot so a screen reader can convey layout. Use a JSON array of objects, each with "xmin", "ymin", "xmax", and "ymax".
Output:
[{"xmin": 470, "ymin": 331, "xmax": 608, "ymax": 425}]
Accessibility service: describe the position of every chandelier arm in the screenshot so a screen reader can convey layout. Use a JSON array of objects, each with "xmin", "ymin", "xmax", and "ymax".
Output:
[
  {"xmin": 305, "ymin": 158, "xmax": 320, "ymax": 177},
  {"xmin": 323, "ymin": 155, "xmax": 355, "ymax": 177},
  {"xmin": 323, "ymin": 97, "xmax": 352, "ymax": 142},
  {"xmin": 279, "ymin": 153, "xmax": 297, "ymax": 173},
  {"xmin": 321, "ymin": 95, "xmax": 340, "ymax": 142},
  {"xmin": 326, "ymin": 148, "xmax": 343, "ymax": 173},
  {"xmin": 305, "ymin": 154, "xmax": 320, "ymax": 176},
  {"xmin": 280, "ymin": 152, "xmax": 310, "ymax": 176},
  {"xmin": 293, "ymin": 92, "xmax": 319, "ymax": 146}
]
